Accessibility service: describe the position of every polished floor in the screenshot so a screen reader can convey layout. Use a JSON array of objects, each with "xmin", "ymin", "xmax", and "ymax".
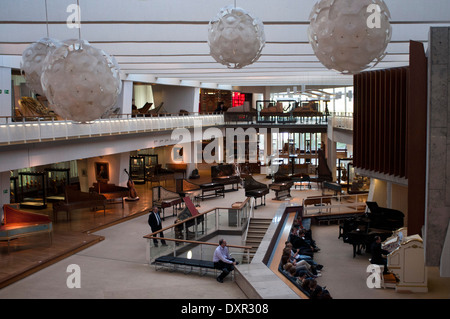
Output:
[{"xmin": 1, "ymin": 172, "xmax": 449, "ymax": 299}]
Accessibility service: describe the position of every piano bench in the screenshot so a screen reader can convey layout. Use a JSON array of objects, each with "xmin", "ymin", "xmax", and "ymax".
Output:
[{"xmin": 153, "ymin": 256, "xmax": 233, "ymax": 279}]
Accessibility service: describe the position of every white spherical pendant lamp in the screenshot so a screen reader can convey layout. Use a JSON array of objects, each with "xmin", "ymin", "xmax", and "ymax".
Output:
[
  {"xmin": 20, "ymin": 37, "xmax": 62, "ymax": 96},
  {"xmin": 40, "ymin": 39, "xmax": 122, "ymax": 123},
  {"xmin": 208, "ymin": 5, "xmax": 265, "ymax": 69},
  {"xmin": 308, "ymin": 0, "xmax": 392, "ymax": 74}
]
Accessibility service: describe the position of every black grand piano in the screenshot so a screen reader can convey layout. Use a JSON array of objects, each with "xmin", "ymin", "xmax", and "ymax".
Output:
[
  {"xmin": 341, "ymin": 201, "xmax": 404, "ymax": 257},
  {"xmin": 175, "ymin": 196, "xmax": 205, "ymax": 240},
  {"xmin": 244, "ymin": 176, "xmax": 269, "ymax": 209}
]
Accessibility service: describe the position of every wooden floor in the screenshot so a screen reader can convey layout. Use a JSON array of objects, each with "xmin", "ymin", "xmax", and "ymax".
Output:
[
  {"xmin": 0, "ymin": 181, "xmax": 157, "ymax": 289},
  {"xmin": 0, "ymin": 170, "xmax": 217, "ymax": 289}
]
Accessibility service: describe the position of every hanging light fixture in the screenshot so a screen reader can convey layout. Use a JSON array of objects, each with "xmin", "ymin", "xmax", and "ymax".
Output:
[
  {"xmin": 41, "ymin": 39, "xmax": 122, "ymax": 123},
  {"xmin": 21, "ymin": 37, "xmax": 62, "ymax": 96},
  {"xmin": 208, "ymin": 3, "xmax": 265, "ymax": 69},
  {"xmin": 308, "ymin": 0, "xmax": 392, "ymax": 74},
  {"xmin": 38, "ymin": 0, "xmax": 122, "ymax": 123},
  {"xmin": 21, "ymin": 1, "xmax": 62, "ymax": 96}
]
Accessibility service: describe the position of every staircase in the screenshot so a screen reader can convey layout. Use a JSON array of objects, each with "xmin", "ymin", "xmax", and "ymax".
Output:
[{"xmin": 242, "ymin": 218, "xmax": 272, "ymax": 263}]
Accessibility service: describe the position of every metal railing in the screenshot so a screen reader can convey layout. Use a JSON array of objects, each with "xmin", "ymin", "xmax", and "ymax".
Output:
[
  {"xmin": 0, "ymin": 112, "xmax": 224, "ymax": 145},
  {"xmin": 143, "ymin": 198, "xmax": 252, "ymax": 264},
  {"xmin": 302, "ymin": 193, "xmax": 368, "ymax": 216}
]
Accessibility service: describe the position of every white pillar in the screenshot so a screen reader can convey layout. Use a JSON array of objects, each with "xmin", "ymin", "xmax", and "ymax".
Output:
[
  {"xmin": 0, "ymin": 171, "xmax": 11, "ymax": 222},
  {"xmin": 118, "ymin": 80, "xmax": 133, "ymax": 117},
  {"xmin": 0, "ymin": 67, "xmax": 12, "ymax": 124}
]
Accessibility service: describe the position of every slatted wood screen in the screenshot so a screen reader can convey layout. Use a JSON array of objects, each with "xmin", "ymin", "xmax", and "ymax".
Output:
[{"xmin": 353, "ymin": 66, "xmax": 409, "ymax": 178}]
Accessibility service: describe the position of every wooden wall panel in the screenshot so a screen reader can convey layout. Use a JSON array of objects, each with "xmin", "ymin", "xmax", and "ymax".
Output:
[{"xmin": 353, "ymin": 66, "xmax": 409, "ymax": 178}]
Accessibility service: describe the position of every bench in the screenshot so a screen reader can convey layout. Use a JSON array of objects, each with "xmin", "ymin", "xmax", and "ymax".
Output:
[
  {"xmin": 198, "ymin": 183, "xmax": 225, "ymax": 201},
  {"xmin": 154, "ymin": 255, "xmax": 231, "ymax": 278},
  {"xmin": 1, "ymin": 204, "xmax": 52, "ymax": 253}
]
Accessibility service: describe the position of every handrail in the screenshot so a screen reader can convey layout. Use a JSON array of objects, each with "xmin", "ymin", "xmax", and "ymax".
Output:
[
  {"xmin": 143, "ymin": 197, "xmax": 251, "ymax": 239},
  {"xmin": 0, "ymin": 113, "xmax": 225, "ymax": 145},
  {"xmin": 301, "ymin": 193, "xmax": 368, "ymax": 216},
  {"xmin": 144, "ymin": 236, "xmax": 252, "ymax": 250}
]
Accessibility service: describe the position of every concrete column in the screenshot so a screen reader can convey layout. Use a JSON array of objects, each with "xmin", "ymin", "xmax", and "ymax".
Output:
[
  {"xmin": 425, "ymin": 27, "xmax": 450, "ymax": 274},
  {"xmin": 0, "ymin": 67, "xmax": 12, "ymax": 124}
]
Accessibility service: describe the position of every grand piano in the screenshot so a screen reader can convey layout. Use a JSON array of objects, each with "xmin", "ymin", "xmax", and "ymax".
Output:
[
  {"xmin": 244, "ymin": 176, "xmax": 269, "ymax": 209},
  {"xmin": 341, "ymin": 201, "xmax": 405, "ymax": 257},
  {"xmin": 269, "ymin": 173, "xmax": 293, "ymax": 200},
  {"xmin": 211, "ymin": 164, "xmax": 241, "ymax": 191}
]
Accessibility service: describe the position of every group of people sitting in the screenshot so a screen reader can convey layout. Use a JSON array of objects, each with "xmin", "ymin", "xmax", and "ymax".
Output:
[{"xmin": 280, "ymin": 216, "xmax": 332, "ymax": 299}]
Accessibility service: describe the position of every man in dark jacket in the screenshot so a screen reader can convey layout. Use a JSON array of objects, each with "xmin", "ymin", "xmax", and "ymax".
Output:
[
  {"xmin": 370, "ymin": 236, "xmax": 389, "ymax": 274},
  {"xmin": 148, "ymin": 206, "xmax": 167, "ymax": 247}
]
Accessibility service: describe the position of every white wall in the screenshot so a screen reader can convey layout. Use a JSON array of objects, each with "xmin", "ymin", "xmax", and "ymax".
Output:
[
  {"xmin": 0, "ymin": 67, "xmax": 12, "ymax": 123},
  {"xmin": 152, "ymin": 85, "xmax": 200, "ymax": 114}
]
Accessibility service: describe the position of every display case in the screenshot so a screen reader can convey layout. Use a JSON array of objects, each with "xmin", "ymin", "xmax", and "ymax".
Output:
[
  {"xmin": 348, "ymin": 163, "xmax": 370, "ymax": 193},
  {"xmin": 19, "ymin": 172, "xmax": 47, "ymax": 209},
  {"xmin": 337, "ymin": 158, "xmax": 353, "ymax": 189},
  {"xmin": 10, "ymin": 176, "xmax": 19, "ymax": 203},
  {"xmin": 129, "ymin": 156, "xmax": 146, "ymax": 184},
  {"xmin": 138, "ymin": 154, "xmax": 158, "ymax": 181},
  {"xmin": 45, "ymin": 168, "xmax": 70, "ymax": 201}
]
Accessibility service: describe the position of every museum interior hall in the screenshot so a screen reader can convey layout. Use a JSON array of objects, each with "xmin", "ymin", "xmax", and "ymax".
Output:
[{"xmin": 0, "ymin": 0, "xmax": 450, "ymax": 300}]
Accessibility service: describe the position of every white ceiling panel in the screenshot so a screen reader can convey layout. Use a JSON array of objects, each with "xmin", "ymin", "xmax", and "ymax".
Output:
[{"xmin": 1, "ymin": 0, "xmax": 449, "ymax": 89}]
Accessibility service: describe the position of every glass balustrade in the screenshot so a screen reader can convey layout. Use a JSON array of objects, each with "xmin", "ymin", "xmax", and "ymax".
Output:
[
  {"xmin": 0, "ymin": 113, "xmax": 225, "ymax": 145},
  {"xmin": 144, "ymin": 199, "xmax": 252, "ymax": 264}
]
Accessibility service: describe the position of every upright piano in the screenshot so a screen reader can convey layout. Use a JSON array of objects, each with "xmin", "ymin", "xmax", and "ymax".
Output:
[
  {"xmin": 341, "ymin": 201, "xmax": 404, "ymax": 257},
  {"xmin": 382, "ymin": 228, "xmax": 428, "ymax": 292}
]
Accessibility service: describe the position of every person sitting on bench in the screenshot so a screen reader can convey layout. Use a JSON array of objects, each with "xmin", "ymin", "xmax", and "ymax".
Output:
[{"xmin": 213, "ymin": 238, "xmax": 239, "ymax": 283}]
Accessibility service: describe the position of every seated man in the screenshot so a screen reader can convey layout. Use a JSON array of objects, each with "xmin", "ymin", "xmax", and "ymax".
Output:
[
  {"xmin": 370, "ymin": 236, "xmax": 389, "ymax": 274},
  {"xmin": 213, "ymin": 238, "xmax": 239, "ymax": 283}
]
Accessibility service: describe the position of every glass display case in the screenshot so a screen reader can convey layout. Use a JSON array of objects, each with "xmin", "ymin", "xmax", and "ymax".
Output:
[
  {"xmin": 129, "ymin": 156, "xmax": 146, "ymax": 184},
  {"xmin": 10, "ymin": 176, "xmax": 18, "ymax": 203},
  {"xmin": 337, "ymin": 158, "xmax": 353, "ymax": 188},
  {"xmin": 138, "ymin": 154, "xmax": 158, "ymax": 181},
  {"xmin": 45, "ymin": 168, "xmax": 70, "ymax": 201},
  {"xmin": 19, "ymin": 171, "xmax": 47, "ymax": 209},
  {"xmin": 348, "ymin": 163, "xmax": 370, "ymax": 193}
]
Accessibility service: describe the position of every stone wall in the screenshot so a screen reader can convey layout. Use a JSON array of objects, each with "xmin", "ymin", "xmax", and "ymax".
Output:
[{"xmin": 425, "ymin": 27, "xmax": 450, "ymax": 273}]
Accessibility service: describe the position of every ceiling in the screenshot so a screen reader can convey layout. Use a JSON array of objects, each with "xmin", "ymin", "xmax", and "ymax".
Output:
[{"xmin": 1, "ymin": 0, "xmax": 450, "ymax": 91}]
